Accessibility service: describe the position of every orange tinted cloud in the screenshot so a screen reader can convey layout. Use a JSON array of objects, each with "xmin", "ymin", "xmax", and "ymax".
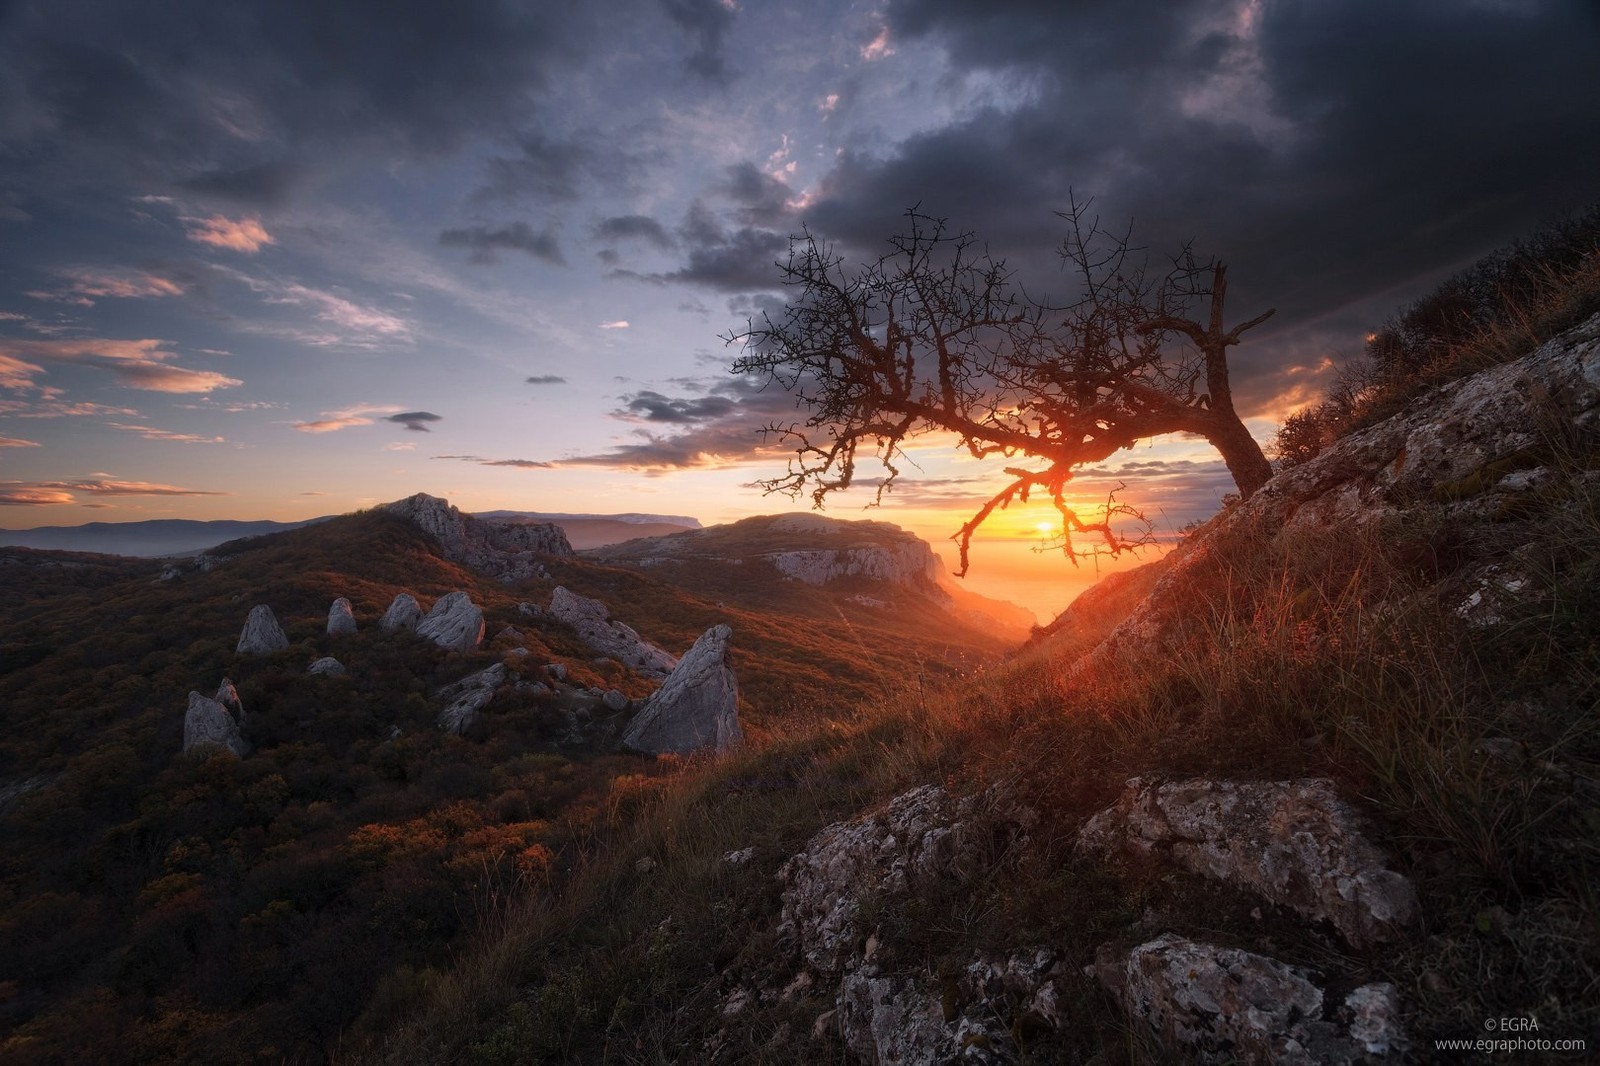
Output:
[
  {"xmin": 0, "ymin": 337, "xmax": 241, "ymax": 393},
  {"xmin": 184, "ymin": 215, "xmax": 274, "ymax": 253}
]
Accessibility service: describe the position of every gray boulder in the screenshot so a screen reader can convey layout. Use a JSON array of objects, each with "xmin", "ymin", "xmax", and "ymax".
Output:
[
  {"xmin": 327, "ymin": 597, "xmax": 357, "ymax": 636},
  {"xmin": 308, "ymin": 656, "xmax": 346, "ymax": 676},
  {"xmin": 1096, "ymin": 934, "xmax": 1406, "ymax": 1064},
  {"xmin": 620, "ymin": 624, "xmax": 740, "ymax": 754},
  {"xmin": 416, "ymin": 591, "xmax": 485, "ymax": 652},
  {"xmin": 548, "ymin": 587, "xmax": 678, "ymax": 678},
  {"xmin": 1078, "ymin": 777, "xmax": 1417, "ymax": 948},
  {"xmin": 236, "ymin": 604, "xmax": 289, "ymax": 655},
  {"xmin": 602, "ymin": 688, "xmax": 629, "ymax": 712},
  {"xmin": 183, "ymin": 691, "xmax": 248, "ymax": 756},
  {"xmin": 436, "ymin": 662, "xmax": 508, "ymax": 734},
  {"xmin": 379, "ymin": 592, "xmax": 422, "ymax": 634}
]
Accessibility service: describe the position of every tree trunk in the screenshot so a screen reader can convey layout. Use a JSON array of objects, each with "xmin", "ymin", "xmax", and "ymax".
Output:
[{"xmin": 1206, "ymin": 414, "xmax": 1274, "ymax": 499}]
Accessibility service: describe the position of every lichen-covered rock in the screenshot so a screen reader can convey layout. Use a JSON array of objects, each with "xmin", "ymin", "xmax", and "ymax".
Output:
[
  {"xmin": 379, "ymin": 592, "xmax": 423, "ymax": 634},
  {"xmin": 777, "ymin": 785, "xmax": 1026, "ymax": 978},
  {"xmin": 548, "ymin": 586, "xmax": 677, "ymax": 677},
  {"xmin": 416, "ymin": 590, "xmax": 485, "ymax": 652},
  {"xmin": 236, "ymin": 604, "xmax": 288, "ymax": 654},
  {"xmin": 183, "ymin": 691, "xmax": 248, "ymax": 756},
  {"xmin": 837, "ymin": 970, "xmax": 965, "ymax": 1066},
  {"xmin": 1078, "ymin": 777, "xmax": 1417, "ymax": 948},
  {"xmin": 620, "ymin": 624, "xmax": 740, "ymax": 754},
  {"xmin": 1100, "ymin": 934, "xmax": 1405, "ymax": 1064},
  {"xmin": 327, "ymin": 597, "xmax": 357, "ymax": 636},
  {"xmin": 382, "ymin": 493, "xmax": 572, "ymax": 581},
  {"xmin": 435, "ymin": 662, "xmax": 507, "ymax": 734},
  {"xmin": 307, "ymin": 656, "xmax": 345, "ymax": 676}
]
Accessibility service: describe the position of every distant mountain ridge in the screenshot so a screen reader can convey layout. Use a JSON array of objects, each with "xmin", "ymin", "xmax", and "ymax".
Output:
[
  {"xmin": 0, "ymin": 509, "xmax": 703, "ymax": 558},
  {"xmin": 0, "ymin": 517, "xmax": 335, "ymax": 557}
]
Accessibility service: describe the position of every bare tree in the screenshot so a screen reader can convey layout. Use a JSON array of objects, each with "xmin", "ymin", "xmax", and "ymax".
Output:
[{"xmin": 729, "ymin": 198, "xmax": 1276, "ymax": 575}]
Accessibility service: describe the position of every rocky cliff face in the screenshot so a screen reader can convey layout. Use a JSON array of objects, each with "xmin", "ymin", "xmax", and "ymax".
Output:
[{"xmin": 382, "ymin": 492, "xmax": 573, "ymax": 582}]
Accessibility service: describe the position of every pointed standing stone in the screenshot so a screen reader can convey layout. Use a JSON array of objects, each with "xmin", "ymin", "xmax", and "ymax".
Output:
[
  {"xmin": 327, "ymin": 597, "xmax": 357, "ymax": 636},
  {"xmin": 621, "ymin": 624, "xmax": 742, "ymax": 754},
  {"xmin": 236, "ymin": 604, "xmax": 289, "ymax": 654},
  {"xmin": 379, "ymin": 592, "xmax": 423, "ymax": 634},
  {"xmin": 184, "ymin": 691, "xmax": 249, "ymax": 756}
]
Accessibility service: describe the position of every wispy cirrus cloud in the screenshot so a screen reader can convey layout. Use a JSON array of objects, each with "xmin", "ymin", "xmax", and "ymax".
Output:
[
  {"xmin": 107, "ymin": 422, "xmax": 226, "ymax": 444},
  {"xmin": 292, "ymin": 403, "xmax": 401, "ymax": 433},
  {"xmin": 0, "ymin": 435, "xmax": 41, "ymax": 448},
  {"xmin": 28, "ymin": 267, "xmax": 187, "ymax": 306},
  {"xmin": 214, "ymin": 267, "xmax": 415, "ymax": 348},
  {"xmin": 184, "ymin": 215, "xmax": 274, "ymax": 253},
  {"xmin": 0, "ymin": 478, "xmax": 228, "ymax": 505},
  {"xmin": 0, "ymin": 399, "xmax": 141, "ymax": 419},
  {"xmin": 0, "ymin": 338, "xmax": 241, "ymax": 393},
  {"xmin": 432, "ymin": 454, "xmax": 552, "ymax": 469}
]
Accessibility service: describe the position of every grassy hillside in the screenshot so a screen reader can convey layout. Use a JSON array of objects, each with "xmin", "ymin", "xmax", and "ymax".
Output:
[{"xmin": 0, "ymin": 509, "xmax": 1017, "ymax": 1064}]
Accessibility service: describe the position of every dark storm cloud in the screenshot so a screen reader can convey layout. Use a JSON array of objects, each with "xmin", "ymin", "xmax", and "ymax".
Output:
[
  {"xmin": 475, "ymin": 132, "xmax": 644, "ymax": 203},
  {"xmin": 614, "ymin": 202, "xmax": 789, "ymax": 291},
  {"xmin": 594, "ymin": 215, "xmax": 677, "ymax": 251},
  {"xmin": 802, "ymin": 0, "xmax": 1600, "ymax": 414},
  {"xmin": 721, "ymin": 162, "xmax": 793, "ymax": 225},
  {"xmin": 177, "ymin": 161, "xmax": 300, "ymax": 208},
  {"xmin": 620, "ymin": 390, "xmax": 738, "ymax": 423},
  {"xmin": 659, "ymin": 0, "xmax": 737, "ymax": 82},
  {"xmin": 555, "ymin": 375, "xmax": 805, "ymax": 469},
  {"xmin": 525, "ymin": 375, "xmax": 567, "ymax": 385},
  {"xmin": 0, "ymin": 0, "xmax": 602, "ymax": 199},
  {"xmin": 439, "ymin": 222, "xmax": 566, "ymax": 266},
  {"xmin": 385, "ymin": 411, "xmax": 442, "ymax": 432}
]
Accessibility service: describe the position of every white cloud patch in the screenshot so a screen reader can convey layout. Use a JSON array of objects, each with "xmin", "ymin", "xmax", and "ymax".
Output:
[{"xmin": 598, "ymin": 320, "xmax": 630, "ymax": 329}]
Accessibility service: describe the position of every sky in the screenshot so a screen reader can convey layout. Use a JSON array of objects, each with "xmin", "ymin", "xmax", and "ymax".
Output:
[{"xmin": 1, "ymin": 0, "xmax": 1597, "ymax": 618}]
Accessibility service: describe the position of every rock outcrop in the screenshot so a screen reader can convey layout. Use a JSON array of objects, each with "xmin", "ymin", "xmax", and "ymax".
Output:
[
  {"xmin": 183, "ymin": 690, "xmax": 248, "ymax": 756},
  {"xmin": 416, "ymin": 590, "xmax": 485, "ymax": 652},
  {"xmin": 379, "ymin": 592, "xmax": 422, "ymax": 634},
  {"xmin": 236, "ymin": 604, "xmax": 289, "ymax": 655},
  {"xmin": 619, "ymin": 624, "xmax": 740, "ymax": 754},
  {"xmin": 435, "ymin": 662, "xmax": 508, "ymax": 734},
  {"xmin": 1078, "ymin": 777, "xmax": 1417, "ymax": 948},
  {"xmin": 712, "ymin": 785, "xmax": 1043, "ymax": 1063},
  {"xmin": 1102, "ymin": 311, "xmax": 1600, "ymax": 663},
  {"xmin": 547, "ymin": 586, "xmax": 677, "ymax": 678},
  {"xmin": 382, "ymin": 492, "xmax": 573, "ymax": 582},
  {"xmin": 307, "ymin": 656, "xmax": 345, "ymax": 677},
  {"xmin": 327, "ymin": 597, "xmax": 357, "ymax": 636},
  {"xmin": 1096, "ymin": 934, "xmax": 1406, "ymax": 1064},
  {"xmin": 771, "ymin": 540, "xmax": 939, "ymax": 589}
]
